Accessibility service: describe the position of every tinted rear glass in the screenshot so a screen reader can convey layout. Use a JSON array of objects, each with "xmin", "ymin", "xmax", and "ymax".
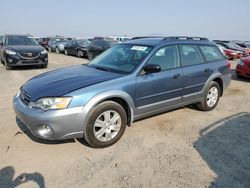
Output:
[
  {"xmin": 199, "ymin": 45, "xmax": 226, "ymax": 62},
  {"xmin": 179, "ymin": 45, "xmax": 204, "ymax": 66}
]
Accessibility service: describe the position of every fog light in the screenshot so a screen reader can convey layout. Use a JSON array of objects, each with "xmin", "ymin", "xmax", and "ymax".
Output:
[
  {"xmin": 36, "ymin": 125, "xmax": 53, "ymax": 138},
  {"xmin": 8, "ymin": 58, "xmax": 13, "ymax": 63},
  {"xmin": 45, "ymin": 58, "xmax": 48, "ymax": 61}
]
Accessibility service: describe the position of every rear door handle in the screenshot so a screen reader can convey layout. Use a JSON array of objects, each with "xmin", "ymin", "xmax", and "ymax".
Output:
[{"xmin": 173, "ymin": 74, "xmax": 181, "ymax": 79}]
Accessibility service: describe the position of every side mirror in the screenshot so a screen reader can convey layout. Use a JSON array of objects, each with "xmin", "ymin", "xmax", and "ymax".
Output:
[{"xmin": 143, "ymin": 64, "xmax": 161, "ymax": 74}]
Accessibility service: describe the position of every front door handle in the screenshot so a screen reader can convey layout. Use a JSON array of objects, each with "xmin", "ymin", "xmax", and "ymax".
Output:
[
  {"xmin": 173, "ymin": 74, "xmax": 181, "ymax": 79},
  {"xmin": 204, "ymin": 68, "xmax": 210, "ymax": 73}
]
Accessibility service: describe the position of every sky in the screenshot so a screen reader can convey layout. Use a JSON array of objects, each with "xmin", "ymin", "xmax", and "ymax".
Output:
[{"xmin": 1, "ymin": 0, "xmax": 250, "ymax": 40}]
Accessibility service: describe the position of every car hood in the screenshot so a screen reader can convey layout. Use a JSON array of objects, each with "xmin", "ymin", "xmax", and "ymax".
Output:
[
  {"xmin": 7, "ymin": 45, "xmax": 44, "ymax": 53},
  {"xmin": 22, "ymin": 65, "xmax": 123, "ymax": 101}
]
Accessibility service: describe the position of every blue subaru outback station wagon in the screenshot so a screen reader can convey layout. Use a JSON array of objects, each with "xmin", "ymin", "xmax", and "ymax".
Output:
[{"xmin": 13, "ymin": 36, "xmax": 231, "ymax": 148}]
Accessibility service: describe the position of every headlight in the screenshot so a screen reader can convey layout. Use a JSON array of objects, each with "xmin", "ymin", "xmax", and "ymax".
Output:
[
  {"xmin": 238, "ymin": 60, "xmax": 244, "ymax": 66},
  {"xmin": 29, "ymin": 97, "xmax": 72, "ymax": 111},
  {"xmin": 5, "ymin": 49, "xmax": 17, "ymax": 55},
  {"xmin": 41, "ymin": 49, "xmax": 47, "ymax": 54}
]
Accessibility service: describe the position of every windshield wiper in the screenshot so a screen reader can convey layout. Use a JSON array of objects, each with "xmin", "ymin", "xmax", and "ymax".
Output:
[{"xmin": 94, "ymin": 66, "xmax": 109, "ymax": 72}]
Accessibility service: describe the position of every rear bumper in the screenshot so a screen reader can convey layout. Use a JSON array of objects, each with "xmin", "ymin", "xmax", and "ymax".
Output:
[
  {"xmin": 13, "ymin": 94, "xmax": 85, "ymax": 140},
  {"xmin": 236, "ymin": 65, "xmax": 250, "ymax": 78},
  {"xmin": 223, "ymin": 73, "xmax": 231, "ymax": 90}
]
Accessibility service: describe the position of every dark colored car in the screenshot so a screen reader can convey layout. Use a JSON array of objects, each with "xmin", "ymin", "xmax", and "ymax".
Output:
[
  {"xmin": 38, "ymin": 37, "xmax": 50, "ymax": 50},
  {"xmin": 64, "ymin": 39, "xmax": 91, "ymax": 57},
  {"xmin": 236, "ymin": 56, "xmax": 250, "ymax": 78},
  {"xmin": 48, "ymin": 37, "xmax": 68, "ymax": 53},
  {"xmin": 214, "ymin": 40, "xmax": 248, "ymax": 57},
  {"xmin": 86, "ymin": 39, "xmax": 119, "ymax": 60},
  {"xmin": 13, "ymin": 36, "xmax": 231, "ymax": 148},
  {"xmin": 0, "ymin": 34, "xmax": 48, "ymax": 70}
]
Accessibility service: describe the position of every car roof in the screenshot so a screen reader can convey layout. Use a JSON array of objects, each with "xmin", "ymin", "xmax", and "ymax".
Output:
[
  {"xmin": 125, "ymin": 36, "xmax": 214, "ymax": 47},
  {"xmin": 5, "ymin": 34, "xmax": 32, "ymax": 37}
]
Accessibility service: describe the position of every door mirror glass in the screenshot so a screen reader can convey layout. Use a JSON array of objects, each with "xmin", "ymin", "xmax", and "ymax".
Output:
[{"xmin": 143, "ymin": 64, "xmax": 161, "ymax": 74}]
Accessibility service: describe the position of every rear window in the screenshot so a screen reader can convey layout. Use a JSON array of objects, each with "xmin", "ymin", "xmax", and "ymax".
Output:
[{"xmin": 199, "ymin": 45, "xmax": 226, "ymax": 62}]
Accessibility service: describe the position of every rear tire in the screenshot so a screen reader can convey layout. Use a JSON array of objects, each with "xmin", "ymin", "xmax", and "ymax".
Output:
[
  {"xmin": 83, "ymin": 101, "xmax": 127, "ymax": 148},
  {"xmin": 197, "ymin": 81, "xmax": 221, "ymax": 111}
]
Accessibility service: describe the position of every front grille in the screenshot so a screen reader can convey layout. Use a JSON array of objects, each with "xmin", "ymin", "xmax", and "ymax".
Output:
[
  {"xmin": 20, "ymin": 90, "xmax": 31, "ymax": 105},
  {"xmin": 18, "ymin": 52, "xmax": 40, "ymax": 60}
]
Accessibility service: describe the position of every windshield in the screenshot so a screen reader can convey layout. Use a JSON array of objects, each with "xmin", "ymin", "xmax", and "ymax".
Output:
[
  {"xmin": 6, "ymin": 36, "xmax": 38, "ymax": 45},
  {"xmin": 88, "ymin": 44, "xmax": 153, "ymax": 74},
  {"xmin": 226, "ymin": 42, "xmax": 242, "ymax": 49},
  {"xmin": 246, "ymin": 43, "xmax": 250, "ymax": 48},
  {"xmin": 77, "ymin": 39, "xmax": 91, "ymax": 45},
  {"xmin": 107, "ymin": 40, "xmax": 119, "ymax": 47},
  {"xmin": 55, "ymin": 38, "xmax": 68, "ymax": 43}
]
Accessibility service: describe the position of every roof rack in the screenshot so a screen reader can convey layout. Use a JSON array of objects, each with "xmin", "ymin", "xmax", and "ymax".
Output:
[
  {"xmin": 131, "ymin": 36, "xmax": 163, "ymax": 40},
  {"xmin": 162, "ymin": 36, "xmax": 209, "ymax": 41},
  {"xmin": 131, "ymin": 36, "xmax": 209, "ymax": 41},
  {"xmin": 213, "ymin": 40, "xmax": 230, "ymax": 43}
]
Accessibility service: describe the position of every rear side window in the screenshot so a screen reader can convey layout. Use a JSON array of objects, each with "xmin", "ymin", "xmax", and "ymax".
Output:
[
  {"xmin": 179, "ymin": 45, "xmax": 204, "ymax": 66},
  {"xmin": 199, "ymin": 45, "xmax": 226, "ymax": 62}
]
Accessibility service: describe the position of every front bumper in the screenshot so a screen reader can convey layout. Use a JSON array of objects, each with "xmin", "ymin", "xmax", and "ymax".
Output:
[
  {"xmin": 4, "ymin": 53, "xmax": 48, "ymax": 67},
  {"xmin": 236, "ymin": 65, "xmax": 250, "ymax": 78},
  {"xmin": 13, "ymin": 94, "xmax": 85, "ymax": 140}
]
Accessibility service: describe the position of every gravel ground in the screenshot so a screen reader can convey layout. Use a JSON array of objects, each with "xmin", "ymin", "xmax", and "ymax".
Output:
[{"xmin": 0, "ymin": 53, "xmax": 249, "ymax": 188}]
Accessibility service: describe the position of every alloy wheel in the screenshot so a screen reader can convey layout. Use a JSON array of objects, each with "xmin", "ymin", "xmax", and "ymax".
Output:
[{"xmin": 93, "ymin": 110, "xmax": 121, "ymax": 142}]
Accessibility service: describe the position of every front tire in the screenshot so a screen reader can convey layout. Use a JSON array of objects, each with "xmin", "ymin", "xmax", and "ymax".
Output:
[
  {"xmin": 56, "ymin": 47, "xmax": 60, "ymax": 53},
  {"xmin": 83, "ymin": 101, "xmax": 127, "ymax": 148},
  {"xmin": 87, "ymin": 51, "xmax": 94, "ymax": 60},
  {"xmin": 5, "ymin": 61, "xmax": 11, "ymax": 70},
  {"xmin": 77, "ymin": 50, "xmax": 83, "ymax": 58},
  {"xmin": 64, "ymin": 49, "xmax": 68, "ymax": 55},
  {"xmin": 40, "ymin": 64, "xmax": 48, "ymax": 68},
  {"xmin": 197, "ymin": 81, "xmax": 221, "ymax": 111}
]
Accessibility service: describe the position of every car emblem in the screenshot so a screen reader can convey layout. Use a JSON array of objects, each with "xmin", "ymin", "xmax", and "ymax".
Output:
[{"xmin": 27, "ymin": 52, "xmax": 32, "ymax": 57}]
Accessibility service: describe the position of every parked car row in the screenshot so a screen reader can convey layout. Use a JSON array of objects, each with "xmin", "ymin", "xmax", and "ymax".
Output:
[
  {"xmin": 1, "ymin": 33, "xmax": 250, "ymax": 80},
  {"xmin": 214, "ymin": 40, "xmax": 250, "ymax": 60}
]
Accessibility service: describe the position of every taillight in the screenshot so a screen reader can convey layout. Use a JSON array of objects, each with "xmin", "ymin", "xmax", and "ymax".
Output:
[{"xmin": 226, "ymin": 60, "xmax": 231, "ymax": 69}]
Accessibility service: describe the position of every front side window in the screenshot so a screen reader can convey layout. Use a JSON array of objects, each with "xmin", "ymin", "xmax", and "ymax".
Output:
[
  {"xmin": 199, "ymin": 45, "xmax": 226, "ymax": 62},
  {"xmin": 6, "ymin": 36, "xmax": 38, "ymax": 45},
  {"xmin": 180, "ymin": 45, "xmax": 204, "ymax": 66},
  {"xmin": 146, "ymin": 45, "xmax": 180, "ymax": 71},
  {"xmin": 88, "ymin": 44, "xmax": 153, "ymax": 74}
]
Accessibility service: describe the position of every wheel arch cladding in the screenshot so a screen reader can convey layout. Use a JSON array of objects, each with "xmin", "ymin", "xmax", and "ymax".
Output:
[
  {"xmin": 213, "ymin": 77, "xmax": 223, "ymax": 96},
  {"xmin": 101, "ymin": 97, "xmax": 132, "ymax": 126}
]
